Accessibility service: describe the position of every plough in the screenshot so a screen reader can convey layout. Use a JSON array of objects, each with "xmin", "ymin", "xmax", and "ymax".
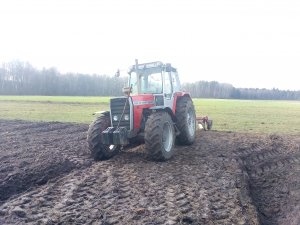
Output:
[{"xmin": 196, "ymin": 116, "xmax": 213, "ymax": 131}]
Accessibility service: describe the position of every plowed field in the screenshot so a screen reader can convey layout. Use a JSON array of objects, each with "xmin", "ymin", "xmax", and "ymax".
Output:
[{"xmin": 0, "ymin": 120, "xmax": 299, "ymax": 225}]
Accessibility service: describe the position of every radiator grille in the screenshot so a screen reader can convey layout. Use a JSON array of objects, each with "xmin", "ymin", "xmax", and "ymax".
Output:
[{"xmin": 110, "ymin": 97, "xmax": 130, "ymax": 130}]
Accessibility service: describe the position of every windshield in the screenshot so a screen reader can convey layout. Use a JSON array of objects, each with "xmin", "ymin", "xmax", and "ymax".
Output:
[{"xmin": 129, "ymin": 72, "xmax": 163, "ymax": 94}]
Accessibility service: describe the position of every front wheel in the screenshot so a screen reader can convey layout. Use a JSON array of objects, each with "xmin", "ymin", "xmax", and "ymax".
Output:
[
  {"xmin": 87, "ymin": 114, "xmax": 120, "ymax": 160},
  {"xmin": 144, "ymin": 112, "xmax": 175, "ymax": 161}
]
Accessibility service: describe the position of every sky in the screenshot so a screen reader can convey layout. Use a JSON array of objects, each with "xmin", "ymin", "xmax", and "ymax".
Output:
[{"xmin": 0, "ymin": 0, "xmax": 299, "ymax": 90}]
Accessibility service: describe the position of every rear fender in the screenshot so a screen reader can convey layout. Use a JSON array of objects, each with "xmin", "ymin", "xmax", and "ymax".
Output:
[{"xmin": 173, "ymin": 93, "xmax": 192, "ymax": 113}]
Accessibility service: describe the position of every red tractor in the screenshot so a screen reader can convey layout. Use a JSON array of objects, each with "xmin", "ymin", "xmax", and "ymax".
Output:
[{"xmin": 87, "ymin": 60, "xmax": 196, "ymax": 161}]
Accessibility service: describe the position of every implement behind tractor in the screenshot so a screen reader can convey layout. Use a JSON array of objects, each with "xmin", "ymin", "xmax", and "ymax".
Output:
[
  {"xmin": 197, "ymin": 116, "xmax": 213, "ymax": 131},
  {"xmin": 87, "ymin": 60, "xmax": 211, "ymax": 161}
]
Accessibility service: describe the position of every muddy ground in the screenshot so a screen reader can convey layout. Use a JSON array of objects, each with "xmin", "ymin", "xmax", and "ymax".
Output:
[{"xmin": 0, "ymin": 120, "xmax": 299, "ymax": 225}]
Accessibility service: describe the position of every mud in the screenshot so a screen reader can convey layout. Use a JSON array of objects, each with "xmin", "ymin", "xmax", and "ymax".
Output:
[{"xmin": 0, "ymin": 120, "xmax": 299, "ymax": 225}]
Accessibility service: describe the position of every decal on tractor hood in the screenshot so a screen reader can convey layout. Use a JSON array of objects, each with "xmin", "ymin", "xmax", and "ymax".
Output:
[{"xmin": 133, "ymin": 100, "xmax": 155, "ymax": 105}]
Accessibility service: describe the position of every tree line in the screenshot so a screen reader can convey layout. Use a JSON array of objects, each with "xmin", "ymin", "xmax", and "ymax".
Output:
[
  {"xmin": 0, "ymin": 61, "xmax": 126, "ymax": 96},
  {"xmin": 183, "ymin": 81, "xmax": 300, "ymax": 100},
  {"xmin": 0, "ymin": 60, "xmax": 299, "ymax": 100}
]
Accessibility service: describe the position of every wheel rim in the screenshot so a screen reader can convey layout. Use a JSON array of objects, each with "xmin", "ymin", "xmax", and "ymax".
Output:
[
  {"xmin": 187, "ymin": 109, "xmax": 196, "ymax": 136},
  {"xmin": 162, "ymin": 122, "xmax": 173, "ymax": 152}
]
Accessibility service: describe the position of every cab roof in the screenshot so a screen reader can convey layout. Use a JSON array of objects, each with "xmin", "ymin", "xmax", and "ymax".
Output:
[{"xmin": 129, "ymin": 61, "xmax": 177, "ymax": 74}]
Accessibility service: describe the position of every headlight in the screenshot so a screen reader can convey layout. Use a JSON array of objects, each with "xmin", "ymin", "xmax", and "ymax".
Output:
[
  {"xmin": 113, "ymin": 115, "xmax": 118, "ymax": 121},
  {"xmin": 124, "ymin": 114, "xmax": 129, "ymax": 121}
]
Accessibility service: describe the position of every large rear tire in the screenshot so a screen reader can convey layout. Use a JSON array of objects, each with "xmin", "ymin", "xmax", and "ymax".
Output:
[
  {"xmin": 87, "ymin": 114, "xmax": 120, "ymax": 160},
  {"xmin": 175, "ymin": 96, "xmax": 196, "ymax": 145},
  {"xmin": 145, "ymin": 112, "xmax": 175, "ymax": 161}
]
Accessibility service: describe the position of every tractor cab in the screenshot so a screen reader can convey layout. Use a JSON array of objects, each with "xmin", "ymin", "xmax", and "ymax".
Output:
[
  {"xmin": 128, "ymin": 61, "xmax": 181, "ymax": 94},
  {"xmin": 127, "ymin": 61, "xmax": 181, "ymax": 111}
]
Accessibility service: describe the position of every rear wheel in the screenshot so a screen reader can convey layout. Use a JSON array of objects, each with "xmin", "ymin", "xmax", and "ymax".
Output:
[
  {"xmin": 145, "ymin": 112, "xmax": 175, "ymax": 161},
  {"xmin": 175, "ymin": 96, "xmax": 196, "ymax": 145},
  {"xmin": 87, "ymin": 114, "xmax": 120, "ymax": 160}
]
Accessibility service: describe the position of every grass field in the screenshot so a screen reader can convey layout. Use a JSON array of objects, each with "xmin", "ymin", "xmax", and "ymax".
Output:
[{"xmin": 0, "ymin": 96, "xmax": 299, "ymax": 135}]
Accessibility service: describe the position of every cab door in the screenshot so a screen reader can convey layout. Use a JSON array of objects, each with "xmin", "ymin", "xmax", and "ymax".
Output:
[{"xmin": 163, "ymin": 71, "xmax": 174, "ymax": 111}]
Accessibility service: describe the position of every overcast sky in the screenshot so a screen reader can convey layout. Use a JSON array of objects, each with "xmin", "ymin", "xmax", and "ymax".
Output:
[{"xmin": 0, "ymin": 0, "xmax": 299, "ymax": 90}]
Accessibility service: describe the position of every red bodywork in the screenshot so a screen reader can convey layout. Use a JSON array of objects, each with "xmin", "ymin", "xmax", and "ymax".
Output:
[
  {"xmin": 131, "ymin": 95, "xmax": 155, "ymax": 129},
  {"xmin": 131, "ymin": 92, "xmax": 190, "ymax": 130}
]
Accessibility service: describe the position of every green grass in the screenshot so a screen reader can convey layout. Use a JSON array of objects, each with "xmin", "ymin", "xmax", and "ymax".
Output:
[
  {"xmin": 0, "ymin": 96, "xmax": 299, "ymax": 135},
  {"xmin": 193, "ymin": 99, "xmax": 300, "ymax": 134}
]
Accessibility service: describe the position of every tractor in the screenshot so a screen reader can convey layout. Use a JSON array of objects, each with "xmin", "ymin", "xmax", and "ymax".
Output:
[{"xmin": 87, "ymin": 60, "xmax": 196, "ymax": 161}]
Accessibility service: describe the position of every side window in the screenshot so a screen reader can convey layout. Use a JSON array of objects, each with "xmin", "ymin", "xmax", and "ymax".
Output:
[
  {"xmin": 164, "ymin": 71, "xmax": 172, "ymax": 98},
  {"xmin": 171, "ymin": 72, "xmax": 179, "ymax": 92}
]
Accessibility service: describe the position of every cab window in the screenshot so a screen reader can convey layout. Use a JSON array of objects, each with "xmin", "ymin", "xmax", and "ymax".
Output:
[
  {"xmin": 171, "ymin": 71, "xmax": 180, "ymax": 92},
  {"xmin": 141, "ymin": 72, "xmax": 163, "ymax": 94},
  {"xmin": 164, "ymin": 71, "xmax": 172, "ymax": 98}
]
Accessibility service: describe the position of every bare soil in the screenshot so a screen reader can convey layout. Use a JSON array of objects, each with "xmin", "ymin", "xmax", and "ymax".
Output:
[{"xmin": 0, "ymin": 120, "xmax": 299, "ymax": 225}]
